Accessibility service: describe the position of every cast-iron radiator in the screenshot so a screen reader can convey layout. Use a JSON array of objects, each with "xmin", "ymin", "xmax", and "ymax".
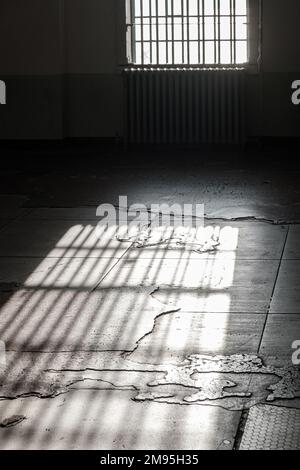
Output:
[{"xmin": 125, "ymin": 68, "xmax": 246, "ymax": 145}]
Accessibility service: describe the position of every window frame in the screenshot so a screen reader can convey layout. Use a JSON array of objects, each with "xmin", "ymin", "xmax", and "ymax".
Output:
[{"xmin": 123, "ymin": 0, "xmax": 261, "ymax": 71}]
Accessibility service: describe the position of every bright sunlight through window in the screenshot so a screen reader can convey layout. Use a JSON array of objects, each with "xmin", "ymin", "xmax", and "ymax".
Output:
[{"xmin": 127, "ymin": 0, "xmax": 248, "ymax": 66}]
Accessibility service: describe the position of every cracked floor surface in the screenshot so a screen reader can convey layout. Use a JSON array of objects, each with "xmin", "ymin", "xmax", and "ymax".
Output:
[{"xmin": 0, "ymin": 153, "xmax": 300, "ymax": 449}]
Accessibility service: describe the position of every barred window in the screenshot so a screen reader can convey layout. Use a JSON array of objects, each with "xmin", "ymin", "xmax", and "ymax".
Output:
[{"xmin": 126, "ymin": 0, "xmax": 249, "ymax": 66}]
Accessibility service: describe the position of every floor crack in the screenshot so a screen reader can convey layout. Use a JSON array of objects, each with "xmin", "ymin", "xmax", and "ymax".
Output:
[{"xmin": 122, "ymin": 307, "xmax": 181, "ymax": 359}]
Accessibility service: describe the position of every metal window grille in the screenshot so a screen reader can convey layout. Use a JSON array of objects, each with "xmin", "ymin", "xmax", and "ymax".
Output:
[{"xmin": 127, "ymin": 0, "xmax": 249, "ymax": 66}]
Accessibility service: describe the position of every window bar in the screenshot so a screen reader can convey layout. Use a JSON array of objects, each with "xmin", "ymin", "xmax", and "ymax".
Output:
[
  {"xmin": 165, "ymin": 0, "xmax": 169, "ymax": 64},
  {"xmin": 233, "ymin": 0, "xmax": 236, "ymax": 63},
  {"xmin": 181, "ymin": 0, "xmax": 185, "ymax": 64},
  {"xmin": 140, "ymin": 0, "xmax": 144, "ymax": 65},
  {"xmin": 230, "ymin": 0, "xmax": 233, "ymax": 64},
  {"xmin": 197, "ymin": 0, "xmax": 201, "ymax": 64},
  {"xmin": 130, "ymin": 0, "xmax": 136, "ymax": 63},
  {"xmin": 213, "ymin": 0, "xmax": 217, "ymax": 64},
  {"xmin": 217, "ymin": 0, "xmax": 220, "ymax": 65},
  {"xmin": 187, "ymin": 0, "xmax": 190, "ymax": 64},
  {"xmin": 171, "ymin": 0, "xmax": 175, "ymax": 65},
  {"xmin": 156, "ymin": 0, "xmax": 159, "ymax": 65},
  {"xmin": 149, "ymin": 0, "xmax": 153, "ymax": 64},
  {"xmin": 245, "ymin": 0, "xmax": 249, "ymax": 63},
  {"xmin": 202, "ymin": 0, "xmax": 205, "ymax": 64},
  {"xmin": 247, "ymin": 0, "xmax": 250, "ymax": 63}
]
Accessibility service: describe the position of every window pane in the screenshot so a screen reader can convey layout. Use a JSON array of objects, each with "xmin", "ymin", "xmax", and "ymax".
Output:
[
  {"xmin": 151, "ymin": 24, "xmax": 157, "ymax": 40},
  {"xmin": 204, "ymin": 0, "xmax": 215, "ymax": 16},
  {"xmin": 151, "ymin": 42, "xmax": 157, "ymax": 63},
  {"xmin": 135, "ymin": 42, "xmax": 142, "ymax": 63},
  {"xmin": 220, "ymin": 41, "xmax": 231, "ymax": 64},
  {"xmin": 188, "ymin": 0, "xmax": 199, "ymax": 16},
  {"xmin": 158, "ymin": 1, "xmax": 166, "ymax": 16},
  {"xmin": 135, "ymin": 25, "xmax": 141, "ymax": 41},
  {"xmin": 129, "ymin": 0, "xmax": 249, "ymax": 66},
  {"xmin": 150, "ymin": 0, "xmax": 157, "ymax": 16},
  {"xmin": 235, "ymin": 0, "xmax": 247, "ymax": 16},
  {"xmin": 134, "ymin": 0, "xmax": 141, "ymax": 17},
  {"xmin": 204, "ymin": 41, "xmax": 215, "ymax": 64},
  {"xmin": 236, "ymin": 41, "xmax": 247, "ymax": 63},
  {"xmin": 174, "ymin": 42, "xmax": 183, "ymax": 63},
  {"xmin": 174, "ymin": 24, "xmax": 183, "ymax": 40},
  {"xmin": 173, "ymin": 0, "xmax": 182, "ymax": 16},
  {"xmin": 183, "ymin": 41, "xmax": 188, "ymax": 63},
  {"xmin": 189, "ymin": 41, "xmax": 200, "ymax": 64},
  {"xmin": 220, "ymin": 0, "xmax": 231, "ymax": 16},
  {"xmin": 159, "ymin": 18, "xmax": 166, "ymax": 41},
  {"xmin": 235, "ymin": 17, "xmax": 247, "ymax": 40},
  {"xmin": 220, "ymin": 17, "xmax": 231, "ymax": 40},
  {"xmin": 159, "ymin": 42, "xmax": 167, "ymax": 64},
  {"xmin": 204, "ymin": 17, "xmax": 215, "ymax": 40},
  {"xmin": 142, "ymin": 0, "xmax": 150, "ymax": 16},
  {"xmin": 168, "ymin": 42, "xmax": 173, "ymax": 64},
  {"xmin": 143, "ymin": 24, "xmax": 150, "ymax": 41},
  {"xmin": 189, "ymin": 17, "xmax": 200, "ymax": 40},
  {"xmin": 143, "ymin": 42, "xmax": 151, "ymax": 63}
]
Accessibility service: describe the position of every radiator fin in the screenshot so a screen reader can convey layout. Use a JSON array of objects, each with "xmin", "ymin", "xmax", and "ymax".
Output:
[{"xmin": 125, "ymin": 69, "xmax": 246, "ymax": 145}]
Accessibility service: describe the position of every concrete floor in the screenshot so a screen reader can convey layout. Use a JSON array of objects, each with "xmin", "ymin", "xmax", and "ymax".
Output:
[{"xmin": 0, "ymin": 151, "xmax": 299, "ymax": 450}]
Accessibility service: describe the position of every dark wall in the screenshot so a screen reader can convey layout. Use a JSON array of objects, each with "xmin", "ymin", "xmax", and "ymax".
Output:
[
  {"xmin": 0, "ymin": 0, "xmax": 299, "ymax": 140},
  {"xmin": 0, "ymin": 0, "xmax": 64, "ymax": 138},
  {"xmin": 259, "ymin": 0, "xmax": 300, "ymax": 136}
]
